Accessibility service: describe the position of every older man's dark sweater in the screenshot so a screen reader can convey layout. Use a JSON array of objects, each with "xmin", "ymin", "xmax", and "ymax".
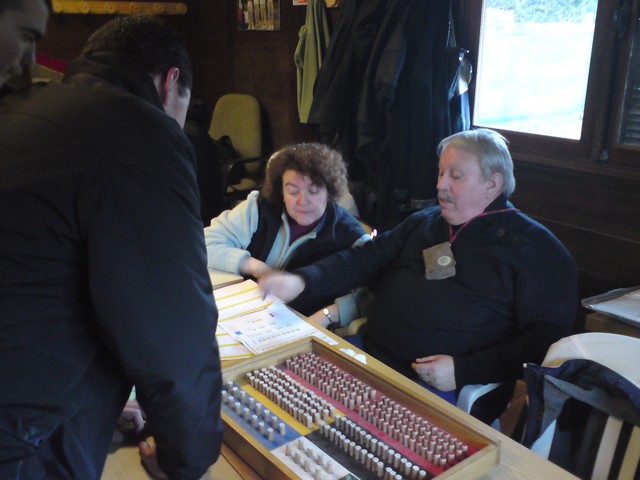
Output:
[{"xmin": 296, "ymin": 196, "xmax": 577, "ymax": 386}]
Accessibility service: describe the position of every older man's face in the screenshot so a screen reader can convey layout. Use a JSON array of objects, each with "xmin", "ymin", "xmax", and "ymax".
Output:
[
  {"xmin": 0, "ymin": 0, "xmax": 48, "ymax": 89},
  {"xmin": 437, "ymin": 146, "xmax": 500, "ymax": 226}
]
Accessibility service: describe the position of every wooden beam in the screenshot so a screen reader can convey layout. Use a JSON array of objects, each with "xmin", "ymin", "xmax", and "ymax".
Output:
[{"xmin": 51, "ymin": 1, "xmax": 187, "ymax": 15}]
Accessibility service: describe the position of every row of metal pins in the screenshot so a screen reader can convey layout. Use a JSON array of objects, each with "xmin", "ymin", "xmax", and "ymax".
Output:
[
  {"xmin": 286, "ymin": 354, "xmax": 471, "ymax": 470},
  {"xmin": 247, "ymin": 355, "xmax": 473, "ymax": 473},
  {"xmin": 284, "ymin": 438, "xmax": 336, "ymax": 480},
  {"xmin": 246, "ymin": 369, "xmax": 335, "ymax": 429},
  {"xmin": 323, "ymin": 416, "xmax": 429, "ymax": 480},
  {"xmin": 222, "ymin": 384, "xmax": 285, "ymax": 441}
]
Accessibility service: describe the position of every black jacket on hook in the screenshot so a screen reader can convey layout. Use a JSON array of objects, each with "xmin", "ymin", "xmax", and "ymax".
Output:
[{"xmin": 309, "ymin": 0, "xmax": 469, "ymax": 230}]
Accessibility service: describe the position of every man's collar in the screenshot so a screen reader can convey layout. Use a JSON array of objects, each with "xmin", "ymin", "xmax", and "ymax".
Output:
[{"xmin": 484, "ymin": 194, "xmax": 511, "ymax": 212}]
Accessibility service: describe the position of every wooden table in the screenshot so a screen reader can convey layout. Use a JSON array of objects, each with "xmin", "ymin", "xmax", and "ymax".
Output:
[
  {"xmin": 103, "ymin": 332, "xmax": 578, "ymax": 480},
  {"xmin": 208, "ymin": 268, "xmax": 244, "ymax": 290},
  {"xmin": 585, "ymin": 311, "xmax": 640, "ymax": 339},
  {"xmin": 104, "ymin": 426, "xmax": 576, "ymax": 480},
  {"xmin": 103, "ymin": 443, "xmax": 261, "ymax": 480},
  {"xmin": 103, "ymin": 272, "xmax": 577, "ymax": 479}
]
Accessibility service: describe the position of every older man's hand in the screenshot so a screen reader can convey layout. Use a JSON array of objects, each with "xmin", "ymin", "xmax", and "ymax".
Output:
[
  {"xmin": 258, "ymin": 272, "xmax": 306, "ymax": 303},
  {"xmin": 412, "ymin": 355, "xmax": 456, "ymax": 392},
  {"xmin": 111, "ymin": 399, "xmax": 146, "ymax": 444}
]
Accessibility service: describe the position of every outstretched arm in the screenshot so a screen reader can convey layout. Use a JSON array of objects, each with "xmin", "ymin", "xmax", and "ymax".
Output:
[{"xmin": 259, "ymin": 271, "xmax": 306, "ymax": 303}]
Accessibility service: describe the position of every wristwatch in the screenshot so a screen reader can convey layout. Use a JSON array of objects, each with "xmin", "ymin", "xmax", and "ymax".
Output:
[{"xmin": 323, "ymin": 307, "xmax": 338, "ymax": 331}]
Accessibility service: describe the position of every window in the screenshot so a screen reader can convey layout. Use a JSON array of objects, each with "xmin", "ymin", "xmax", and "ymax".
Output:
[
  {"xmin": 474, "ymin": 0, "xmax": 598, "ymax": 140},
  {"xmin": 460, "ymin": 0, "xmax": 636, "ymax": 172}
]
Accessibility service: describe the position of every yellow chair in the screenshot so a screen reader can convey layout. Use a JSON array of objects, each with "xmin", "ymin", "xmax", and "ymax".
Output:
[{"xmin": 209, "ymin": 93, "xmax": 265, "ymax": 206}]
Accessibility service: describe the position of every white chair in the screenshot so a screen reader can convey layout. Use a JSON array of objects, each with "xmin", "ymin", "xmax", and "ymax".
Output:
[
  {"xmin": 522, "ymin": 333, "xmax": 640, "ymax": 480},
  {"xmin": 456, "ymin": 381, "xmax": 524, "ymax": 431}
]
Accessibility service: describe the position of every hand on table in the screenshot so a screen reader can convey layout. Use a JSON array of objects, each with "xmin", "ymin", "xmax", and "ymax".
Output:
[{"xmin": 139, "ymin": 439, "xmax": 169, "ymax": 480}]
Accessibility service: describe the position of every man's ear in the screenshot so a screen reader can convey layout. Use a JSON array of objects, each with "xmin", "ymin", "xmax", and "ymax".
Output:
[
  {"xmin": 486, "ymin": 172, "xmax": 504, "ymax": 198},
  {"xmin": 159, "ymin": 67, "xmax": 180, "ymax": 107}
]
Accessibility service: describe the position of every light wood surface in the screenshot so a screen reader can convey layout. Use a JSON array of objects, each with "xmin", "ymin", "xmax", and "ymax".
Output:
[
  {"xmin": 585, "ymin": 311, "xmax": 640, "ymax": 339},
  {"xmin": 103, "ymin": 443, "xmax": 261, "ymax": 480},
  {"xmin": 103, "ymin": 329, "xmax": 578, "ymax": 480},
  {"xmin": 103, "ymin": 434, "xmax": 576, "ymax": 480},
  {"xmin": 209, "ymin": 268, "xmax": 244, "ymax": 290}
]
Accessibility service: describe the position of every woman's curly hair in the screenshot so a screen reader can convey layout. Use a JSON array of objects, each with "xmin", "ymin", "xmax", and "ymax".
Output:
[{"xmin": 261, "ymin": 143, "xmax": 348, "ymax": 205}]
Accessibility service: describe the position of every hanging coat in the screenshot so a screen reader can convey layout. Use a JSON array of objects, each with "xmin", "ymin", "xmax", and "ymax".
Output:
[{"xmin": 295, "ymin": 0, "xmax": 331, "ymax": 123}]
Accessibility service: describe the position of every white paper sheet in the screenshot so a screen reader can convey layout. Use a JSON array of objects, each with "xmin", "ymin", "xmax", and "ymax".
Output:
[
  {"xmin": 213, "ymin": 279, "xmax": 337, "ymax": 357},
  {"xmin": 584, "ymin": 288, "xmax": 640, "ymax": 325},
  {"xmin": 215, "ymin": 325, "xmax": 253, "ymax": 361}
]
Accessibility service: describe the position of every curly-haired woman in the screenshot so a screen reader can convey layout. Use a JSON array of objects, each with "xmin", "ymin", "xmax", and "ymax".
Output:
[{"xmin": 204, "ymin": 142, "xmax": 370, "ymax": 323}]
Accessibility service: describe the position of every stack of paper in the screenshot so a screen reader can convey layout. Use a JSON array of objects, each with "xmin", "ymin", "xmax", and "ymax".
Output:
[
  {"xmin": 582, "ymin": 286, "xmax": 640, "ymax": 326},
  {"xmin": 213, "ymin": 280, "xmax": 335, "ymax": 361}
]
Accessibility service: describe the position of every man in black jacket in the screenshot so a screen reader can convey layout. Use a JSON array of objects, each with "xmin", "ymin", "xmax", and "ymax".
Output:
[
  {"xmin": 0, "ymin": 15, "xmax": 222, "ymax": 480},
  {"xmin": 260, "ymin": 129, "xmax": 577, "ymax": 411}
]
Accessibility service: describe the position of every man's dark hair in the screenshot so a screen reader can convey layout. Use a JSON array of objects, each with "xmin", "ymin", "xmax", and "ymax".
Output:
[{"xmin": 82, "ymin": 14, "xmax": 193, "ymax": 95}]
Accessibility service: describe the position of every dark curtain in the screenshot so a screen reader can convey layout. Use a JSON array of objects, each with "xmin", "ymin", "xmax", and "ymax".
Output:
[{"xmin": 308, "ymin": 0, "xmax": 470, "ymax": 230}]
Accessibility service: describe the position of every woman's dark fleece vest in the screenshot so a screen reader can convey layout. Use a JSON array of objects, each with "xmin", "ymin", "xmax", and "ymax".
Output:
[{"xmin": 247, "ymin": 195, "xmax": 365, "ymax": 315}]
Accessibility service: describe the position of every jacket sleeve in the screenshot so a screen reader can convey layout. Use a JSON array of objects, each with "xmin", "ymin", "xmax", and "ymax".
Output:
[
  {"xmin": 454, "ymin": 230, "xmax": 578, "ymax": 386},
  {"xmin": 297, "ymin": 213, "xmax": 421, "ymax": 297},
  {"xmin": 85, "ymin": 123, "xmax": 222, "ymax": 480},
  {"xmin": 204, "ymin": 190, "xmax": 260, "ymax": 273},
  {"xmin": 334, "ymin": 234, "xmax": 373, "ymax": 325}
]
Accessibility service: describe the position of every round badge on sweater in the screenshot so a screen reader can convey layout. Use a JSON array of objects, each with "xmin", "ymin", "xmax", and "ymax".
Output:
[{"xmin": 437, "ymin": 255, "xmax": 452, "ymax": 266}]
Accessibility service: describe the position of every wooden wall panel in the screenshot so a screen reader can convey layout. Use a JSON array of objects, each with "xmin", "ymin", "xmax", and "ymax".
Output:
[
  {"xmin": 38, "ymin": 2, "xmax": 228, "ymax": 121},
  {"xmin": 40, "ymin": 7, "xmax": 195, "ymax": 59},
  {"xmin": 39, "ymin": 14, "xmax": 110, "ymax": 60},
  {"xmin": 38, "ymin": 1, "xmax": 331, "ymax": 150},
  {"xmin": 511, "ymin": 160, "xmax": 640, "ymax": 327},
  {"xmin": 228, "ymin": 3, "xmax": 308, "ymax": 150},
  {"xmin": 512, "ymin": 163, "xmax": 640, "ymax": 242},
  {"xmin": 187, "ymin": 1, "xmax": 233, "ymax": 111},
  {"xmin": 170, "ymin": 0, "xmax": 321, "ymax": 150}
]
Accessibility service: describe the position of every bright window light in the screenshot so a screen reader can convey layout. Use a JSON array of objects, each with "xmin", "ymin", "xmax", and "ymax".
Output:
[{"xmin": 473, "ymin": 0, "xmax": 598, "ymax": 140}]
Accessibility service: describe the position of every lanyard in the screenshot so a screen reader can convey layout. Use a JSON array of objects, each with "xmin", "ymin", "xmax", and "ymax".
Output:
[{"xmin": 448, "ymin": 208, "xmax": 518, "ymax": 244}]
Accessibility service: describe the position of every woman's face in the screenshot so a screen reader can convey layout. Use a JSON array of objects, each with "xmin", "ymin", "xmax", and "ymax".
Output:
[{"xmin": 282, "ymin": 170, "xmax": 328, "ymax": 226}]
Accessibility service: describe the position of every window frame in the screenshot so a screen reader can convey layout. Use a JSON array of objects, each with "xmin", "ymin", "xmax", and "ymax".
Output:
[
  {"xmin": 608, "ymin": 0, "xmax": 640, "ymax": 168},
  {"xmin": 458, "ymin": 0, "xmax": 636, "ymax": 177}
]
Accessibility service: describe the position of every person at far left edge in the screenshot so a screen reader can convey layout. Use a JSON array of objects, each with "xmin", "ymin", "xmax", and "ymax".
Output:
[{"xmin": 0, "ymin": 14, "xmax": 223, "ymax": 480}]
